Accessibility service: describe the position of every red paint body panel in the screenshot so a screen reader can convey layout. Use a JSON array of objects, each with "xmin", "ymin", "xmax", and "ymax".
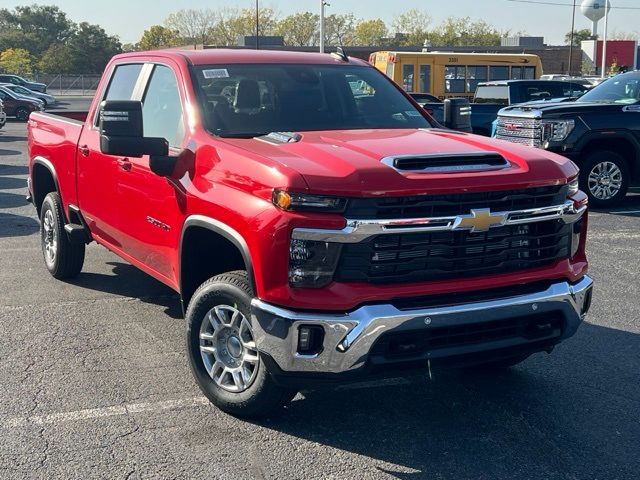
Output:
[{"xmin": 27, "ymin": 49, "xmax": 589, "ymax": 312}]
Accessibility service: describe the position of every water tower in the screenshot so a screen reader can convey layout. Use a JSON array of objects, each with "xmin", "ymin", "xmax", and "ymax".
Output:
[{"xmin": 581, "ymin": 0, "xmax": 610, "ymax": 37}]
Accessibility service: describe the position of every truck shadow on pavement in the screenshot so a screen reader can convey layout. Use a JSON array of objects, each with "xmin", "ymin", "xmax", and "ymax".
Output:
[
  {"xmin": 247, "ymin": 323, "xmax": 639, "ymax": 479},
  {"xmin": 68, "ymin": 261, "xmax": 182, "ymax": 319}
]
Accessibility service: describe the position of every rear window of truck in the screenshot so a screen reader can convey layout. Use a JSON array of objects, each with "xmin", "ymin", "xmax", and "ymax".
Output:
[{"xmin": 193, "ymin": 64, "xmax": 431, "ymax": 137}]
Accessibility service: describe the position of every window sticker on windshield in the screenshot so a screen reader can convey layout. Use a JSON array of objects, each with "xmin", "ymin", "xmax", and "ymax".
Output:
[
  {"xmin": 203, "ymin": 69, "xmax": 229, "ymax": 79},
  {"xmin": 405, "ymin": 110, "xmax": 422, "ymax": 117}
]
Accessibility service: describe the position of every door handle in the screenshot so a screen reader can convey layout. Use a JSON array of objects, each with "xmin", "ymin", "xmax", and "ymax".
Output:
[
  {"xmin": 117, "ymin": 158, "xmax": 132, "ymax": 172},
  {"xmin": 79, "ymin": 145, "xmax": 90, "ymax": 157}
]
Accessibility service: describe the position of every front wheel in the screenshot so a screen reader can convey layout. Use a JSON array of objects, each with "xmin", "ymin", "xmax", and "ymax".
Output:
[
  {"xmin": 580, "ymin": 150, "xmax": 629, "ymax": 208},
  {"xmin": 186, "ymin": 271, "xmax": 296, "ymax": 418}
]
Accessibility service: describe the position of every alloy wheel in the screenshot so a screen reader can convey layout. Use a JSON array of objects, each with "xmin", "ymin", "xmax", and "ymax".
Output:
[
  {"xmin": 42, "ymin": 208, "xmax": 58, "ymax": 264},
  {"xmin": 587, "ymin": 161, "xmax": 623, "ymax": 201}
]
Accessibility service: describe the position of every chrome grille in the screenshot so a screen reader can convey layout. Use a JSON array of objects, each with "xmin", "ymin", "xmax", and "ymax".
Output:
[{"xmin": 496, "ymin": 117, "xmax": 543, "ymax": 147}]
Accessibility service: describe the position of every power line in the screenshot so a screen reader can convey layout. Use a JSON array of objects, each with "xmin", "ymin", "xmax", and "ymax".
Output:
[{"xmin": 505, "ymin": 0, "xmax": 640, "ymax": 10}]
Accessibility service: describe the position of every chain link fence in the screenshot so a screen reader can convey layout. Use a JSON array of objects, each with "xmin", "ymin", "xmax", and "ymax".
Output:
[{"xmin": 32, "ymin": 74, "xmax": 101, "ymax": 96}]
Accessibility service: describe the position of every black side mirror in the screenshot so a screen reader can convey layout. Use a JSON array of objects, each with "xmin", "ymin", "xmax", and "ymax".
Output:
[{"xmin": 99, "ymin": 100, "xmax": 168, "ymax": 158}]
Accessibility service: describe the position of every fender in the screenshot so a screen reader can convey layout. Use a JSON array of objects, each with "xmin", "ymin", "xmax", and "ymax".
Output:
[
  {"xmin": 573, "ymin": 129, "xmax": 640, "ymax": 164},
  {"xmin": 31, "ymin": 155, "xmax": 65, "ymax": 218},
  {"xmin": 179, "ymin": 214, "xmax": 257, "ymax": 297}
]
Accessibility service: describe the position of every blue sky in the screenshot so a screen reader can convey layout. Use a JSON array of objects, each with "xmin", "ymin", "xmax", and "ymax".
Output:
[{"xmin": 3, "ymin": 0, "xmax": 639, "ymax": 45}]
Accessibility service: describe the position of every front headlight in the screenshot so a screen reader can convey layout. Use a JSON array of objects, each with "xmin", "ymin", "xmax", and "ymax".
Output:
[
  {"xmin": 542, "ymin": 119, "xmax": 575, "ymax": 142},
  {"xmin": 567, "ymin": 176, "xmax": 579, "ymax": 196},
  {"xmin": 273, "ymin": 190, "xmax": 347, "ymax": 213},
  {"xmin": 289, "ymin": 239, "xmax": 342, "ymax": 288}
]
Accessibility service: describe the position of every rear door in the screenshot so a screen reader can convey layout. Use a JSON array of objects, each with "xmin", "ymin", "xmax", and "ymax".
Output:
[
  {"xmin": 115, "ymin": 62, "xmax": 187, "ymax": 285},
  {"xmin": 77, "ymin": 63, "xmax": 144, "ymax": 244}
]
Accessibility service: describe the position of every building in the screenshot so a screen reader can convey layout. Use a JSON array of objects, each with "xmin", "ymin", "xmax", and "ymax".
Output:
[{"xmin": 582, "ymin": 39, "xmax": 639, "ymax": 74}]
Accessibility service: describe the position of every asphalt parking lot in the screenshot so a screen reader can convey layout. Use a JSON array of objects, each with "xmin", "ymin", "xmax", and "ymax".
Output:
[{"xmin": 1, "ymin": 98, "xmax": 639, "ymax": 480}]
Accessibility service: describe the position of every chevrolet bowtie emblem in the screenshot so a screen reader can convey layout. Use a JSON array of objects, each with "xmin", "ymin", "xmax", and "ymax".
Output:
[{"xmin": 455, "ymin": 209, "xmax": 506, "ymax": 233}]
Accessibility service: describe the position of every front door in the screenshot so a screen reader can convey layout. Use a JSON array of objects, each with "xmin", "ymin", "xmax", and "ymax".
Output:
[
  {"xmin": 77, "ymin": 63, "xmax": 144, "ymax": 245},
  {"xmin": 115, "ymin": 63, "xmax": 187, "ymax": 285}
]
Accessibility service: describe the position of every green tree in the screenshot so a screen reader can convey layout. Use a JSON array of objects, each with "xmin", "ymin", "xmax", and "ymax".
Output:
[
  {"xmin": 431, "ymin": 17, "xmax": 503, "ymax": 46},
  {"xmin": 565, "ymin": 28, "xmax": 595, "ymax": 45},
  {"xmin": 139, "ymin": 25, "xmax": 181, "ymax": 51},
  {"xmin": 67, "ymin": 22, "xmax": 121, "ymax": 73},
  {"xmin": 210, "ymin": 7, "xmax": 279, "ymax": 46},
  {"xmin": 0, "ymin": 5, "xmax": 73, "ymax": 56},
  {"xmin": 391, "ymin": 9, "xmax": 432, "ymax": 46},
  {"xmin": 38, "ymin": 43, "xmax": 74, "ymax": 73},
  {"xmin": 274, "ymin": 12, "xmax": 319, "ymax": 46},
  {"xmin": 0, "ymin": 48, "xmax": 34, "ymax": 76},
  {"xmin": 353, "ymin": 19, "xmax": 388, "ymax": 46}
]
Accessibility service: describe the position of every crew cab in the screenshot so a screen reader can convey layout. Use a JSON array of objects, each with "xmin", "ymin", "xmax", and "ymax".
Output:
[
  {"xmin": 27, "ymin": 50, "xmax": 593, "ymax": 417},
  {"xmin": 496, "ymin": 70, "xmax": 640, "ymax": 206}
]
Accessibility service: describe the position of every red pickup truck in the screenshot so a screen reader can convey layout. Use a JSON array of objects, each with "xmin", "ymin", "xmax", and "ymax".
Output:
[{"xmin": 27, "ymin": 49, "xmax": 593, "ymax": 417}]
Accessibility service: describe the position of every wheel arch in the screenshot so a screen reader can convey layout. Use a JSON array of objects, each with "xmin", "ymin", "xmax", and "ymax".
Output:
[
  {"xmin": 179, "ymin": 215, "xmax": 256, "ymax": 314},
  {"xmin": 31, "ymin": 156, "xmax": 62, "ymax": 218}
]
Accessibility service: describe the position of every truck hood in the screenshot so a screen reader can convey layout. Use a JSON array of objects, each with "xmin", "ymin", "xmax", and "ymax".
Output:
[
  {"xmin": 221, "ymin": 128, "xmax": 577, "ymax": 196},
  {"xmin": 500, "ymin": 101, "xmax": 627, "ymax": 118}
]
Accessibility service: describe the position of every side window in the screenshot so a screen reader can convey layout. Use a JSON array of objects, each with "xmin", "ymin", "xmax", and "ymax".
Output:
[
  {"xmin": 467, "ymin": 65, "xmax": 488, "ymax": 93},
  {"xmin": 104, "ymin": 64, "xmax": 143, "ymax": 101},
  {"xmin": 489, "ymin": 66, "xmax": 509, "ymax": 81},
  {"xmin": 402, "ymin": 64, "xmax": 414, "ymax": 91},
  {"xmin": 445, "ymin": 66, "xmax": 466, "ymax": 93},
  {"xmin": 142, "ymin": 65, "xmax": 185, "ymax": 148}
]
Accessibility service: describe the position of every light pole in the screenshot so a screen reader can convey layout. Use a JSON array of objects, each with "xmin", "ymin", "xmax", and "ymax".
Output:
[
  {"xmin": 568, "ymin": 1, "xmax": 577, "ymax": 75},
  {"xmin": 255, "ymin": 0, "xmax": 259, "ymax": 50},
  {"xmin": 320, "ymin": 1, "xmax": 329, "ymax": 53},
  {"xmin": 601, "ymin": 0, "xmax": 610, "ymax": 78}
]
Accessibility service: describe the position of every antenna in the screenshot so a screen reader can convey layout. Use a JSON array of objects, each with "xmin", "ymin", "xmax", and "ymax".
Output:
[{"xmin": 332, "ymin": 46, "xmax": 349, "ymax": 62}]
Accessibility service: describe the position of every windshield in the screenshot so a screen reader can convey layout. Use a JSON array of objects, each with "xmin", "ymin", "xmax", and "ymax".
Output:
[
  {"xmin": 193, "ymin": 64, "xmax": 430, "ymax": 137},
  {"xmin": 578, "ymin": 72, "xmax": 640, "ymax": 104}
]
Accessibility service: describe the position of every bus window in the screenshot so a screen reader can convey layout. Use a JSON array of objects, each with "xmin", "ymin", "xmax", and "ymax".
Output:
[
  {"xmin": 419, "ymin": 65, "xmax": 431, "ymax": 93},
  {"xmin": 467, "ymin": 66, "xmax": 488, "ymax": 93},
  {"xmin": 386, "ymin": 62, "xmax": 394, "ymax": 78},
  {"xmin": 489, "ymin": 66, "xmax": 509, "ymax": 81},
  {"xmin": 445, "ymin": 65, "xmax": 466, "ymax": 93},
  {"xmin": 511, "ymin": 66, "xmax": 536, "ymax": 80},
  {"xmin": 402, "ymin": 64, "xmax": 414, "ymax": 91}
]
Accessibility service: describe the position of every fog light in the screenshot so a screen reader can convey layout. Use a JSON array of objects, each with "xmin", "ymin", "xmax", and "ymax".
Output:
[{"xmin": 297, "ymin": 325, "xmax": 324, "ymax": 354}]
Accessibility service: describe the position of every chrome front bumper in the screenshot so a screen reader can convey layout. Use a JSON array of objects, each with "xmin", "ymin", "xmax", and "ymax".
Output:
[{"xmin": 251, "ymin": 276, "xmax": 593, "ymax": 374}]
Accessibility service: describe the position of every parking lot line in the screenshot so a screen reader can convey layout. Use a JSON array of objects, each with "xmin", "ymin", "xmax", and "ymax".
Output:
[{"xmin": 2, "ymin": 396, "xmax": 210, "ymax": 429}]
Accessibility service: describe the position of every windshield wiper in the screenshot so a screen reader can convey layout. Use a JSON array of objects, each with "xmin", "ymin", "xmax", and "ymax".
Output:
[{"xmin": 216, "ymin": 132, "xmax": 271, "ymax": 138}]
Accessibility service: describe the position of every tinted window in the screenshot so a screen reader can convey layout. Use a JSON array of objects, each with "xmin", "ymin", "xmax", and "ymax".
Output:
[
  {"xmin": 419, "ymin": 65, "xmax": 431, "ymax": 93},
  {"xmin": 194, "ymin": 64, "xmax": 430, "ymax": 136},
  {"xmin": 402, "ymin": 64, "xmax": 413, "ymax": 91},
  {"xmin": 445, "ymin": 66, "xmax": 466, "ymax": 93},
  {"xmin": 142, "ymin": 65, "xmax": 185, "ymax": 147},
  {"xmin": 104, "ymin": 64, "xmax": 143, "ymax": 101},
  {"xmin": 467, "ymin": 66, "xmax": 488, "ymax": 94},
  {"xmin": 578, "ymin": 72, "xmax": 640, "ymax": 104},
  {"xmin": 489, "ymin": 66, "xmax": 509, "ymax": 81}
]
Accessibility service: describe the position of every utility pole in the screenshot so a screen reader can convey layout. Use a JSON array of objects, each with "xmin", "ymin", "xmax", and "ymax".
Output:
[
  {"xmin": 601, "ymin": 0, "xmax": 610, "ymax": 78},
  {"xmin": 568, "ymin": 0, "xmax": 577, "ymax": 75},
  {"xmin": 255, "ymin": 0, "xmax": 260, "ymax": 50},
  {"xmin": 320, "ymin": 1, "xmax": 329, "ymax": 53}
]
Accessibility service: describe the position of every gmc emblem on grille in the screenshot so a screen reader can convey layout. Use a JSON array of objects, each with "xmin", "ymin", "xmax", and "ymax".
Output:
[{"xmin": 503, "ymin": 123, "xmax": 521, "ymax": 131}]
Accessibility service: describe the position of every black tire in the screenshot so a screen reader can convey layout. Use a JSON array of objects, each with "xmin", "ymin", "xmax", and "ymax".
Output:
[
  {"xmin": 40, "ymin": 192, "xmax": 85, "ymax": 279},
  {"xmin": 15, "ymin": 107, "xmax": 30, "ymax": 121},
  {"xmin": 186, "ymin": 270, "xmax": 296, "ymax": 418},
  {"xmin": 579, "ymin": 150, "xmax": 629, "ymax": 208}
]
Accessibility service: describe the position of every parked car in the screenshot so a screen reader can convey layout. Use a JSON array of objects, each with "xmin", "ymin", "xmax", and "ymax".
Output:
[
  {"xmin": 0, "ymin": 100, "xmax": 6, "ymax": 129},
  {"xmin": 27, "ymin": 49, "xmax": 593, "ymax": 417},
  {"xmin": 0, "ymin": 86, "xmax": 44, "ymax": 120},
  {"xmin": 496, "ymin": 70, "xmax": 640, "ymax": 207},
  {"xmin": 0, "ymin": 83, "xmax": 56, "ymax": 106},
  {"xmin": 0, "ymin": 74, "xmax": 47, "ymax": 93}
]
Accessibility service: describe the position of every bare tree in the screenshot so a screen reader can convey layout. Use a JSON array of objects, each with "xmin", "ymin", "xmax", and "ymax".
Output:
[{"xmin": 164, "ymin": 8, "xmax": 217, "ymax": 47}]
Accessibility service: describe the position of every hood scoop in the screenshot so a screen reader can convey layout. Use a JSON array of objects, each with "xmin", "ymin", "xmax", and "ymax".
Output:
[{"xmin": 382, "ymin": 152, "xmax": 510, "ymax": 173}]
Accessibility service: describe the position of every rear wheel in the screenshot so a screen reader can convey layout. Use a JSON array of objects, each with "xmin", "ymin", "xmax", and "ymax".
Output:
[
  {"xmin": 580, "ymin": 150, "xmax": 629, "ymax": 208},
  {"xmin": 186, "ymin": 271, "xmax": 296, "ymax": 418},
  {"xmin": 15, "ymin": 107, "xmax": 30, "ymax": 121},
  {"xmin": 40, "ymin": 192, "xmax": 85, "ymax": 279}
]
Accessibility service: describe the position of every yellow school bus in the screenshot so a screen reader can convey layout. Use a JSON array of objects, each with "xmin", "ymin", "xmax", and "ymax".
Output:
[{"xmin": 370, "ymin": 51, "xmax": 543, "ymax": 99}]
